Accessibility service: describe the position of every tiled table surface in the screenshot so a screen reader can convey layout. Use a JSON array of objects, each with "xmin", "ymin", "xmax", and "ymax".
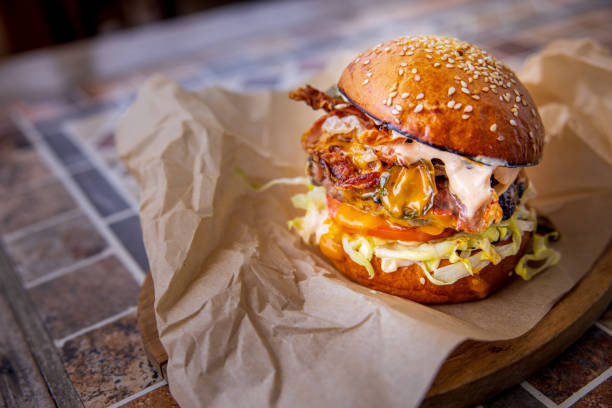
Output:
[{"xmin": 0, "ymin": 0, "xmax": 611, "ymax": 407}]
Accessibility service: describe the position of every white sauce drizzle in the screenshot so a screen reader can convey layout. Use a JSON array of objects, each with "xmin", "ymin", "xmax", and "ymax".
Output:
[
  {"xmin": 321, "ymin": 115, "xmax": 363, "ymax": 135},
  {"xmin": 385, "ymin": 132, "xmax": 496, "ymax": 217}
]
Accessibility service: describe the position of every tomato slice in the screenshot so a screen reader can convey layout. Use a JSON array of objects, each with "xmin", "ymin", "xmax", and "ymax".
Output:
[{"xmin": 327, "ymin": 196, "xmax": 456, "ymax": 242}]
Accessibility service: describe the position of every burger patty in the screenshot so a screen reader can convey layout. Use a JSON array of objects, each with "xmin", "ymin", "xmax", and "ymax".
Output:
[{"xmin": 308, "ymin": 146, "xmax": 526, "ymax": 229}]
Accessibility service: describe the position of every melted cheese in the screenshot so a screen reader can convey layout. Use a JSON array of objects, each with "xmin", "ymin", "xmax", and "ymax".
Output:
[{"xmin": 385, "ymin": 134, "xmax": 495, "ymax": 217}]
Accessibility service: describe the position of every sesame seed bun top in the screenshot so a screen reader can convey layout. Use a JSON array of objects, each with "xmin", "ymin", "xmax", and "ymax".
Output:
[{"xmin": 337, "ymin": 36, "xmax": 544, "ymax": 166}]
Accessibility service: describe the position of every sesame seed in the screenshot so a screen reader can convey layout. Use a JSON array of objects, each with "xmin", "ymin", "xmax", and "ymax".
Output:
[
  {"xmin": 447, "ymin": 100, "xmax": 455, "ymax": 108},
  {"xmin": 395, "ymin": 118, "xmax": 400, "ymax": 124},
  {"xmin": 426, "ymin": 54, "xmax": 432, "ymax": 59},
  {"xmin": 454, "ymin": 103, "xmax": 462, "ymax": 110},
  {"xmin": 401, "ymin": 92, "xmax": 410, "ymax": 98},
  {"xmin": 482, "ymin": 86, "xmax": 489, "ymax": 92},
  {"xmin": 461, "ymin": 87, "xmax": 470, "ymax": 94},
  {"xmin": 414, "ymin": 75, "xmax": 421, "ymax": 81},
  {"xmin": 406, "ymin": 51, "xmax": 414, "ymax": 56},
  {"xmin": 399, "ymin": 68, "xmax": 404, "ymax": 75},
  {"xmin": 509, "ymin": 119, "xmax": 517, "ymax": 126},
  {"xmin": 521, "ymin": 99, "xmax": 528, "ymax": 106},
  {"xmin": 386, "ymin": 96, "xmax": 392, "ymax": 106},
  {"xmin": 389, "ymin": 91, "xmax": 398, "ymax": 97},
  {"xmin": 461, "ymin": 80, "xmax": 467, "ymax": 88},
  {"xmin": 471, "ymin": 94, "xmax": 480, "ymax": 100},
  {"xmin": 514, "ymin": 89, "xmax": 520, "ymax": 96},
  {"xmin": 464, "ymin": 105, "xmax": 473, "ymax": 112},
  {"xmin": 411, "ymin": 68, "xmax": 417, "ymax": 74},
  {"xmin": 420, "ymin": 277, "xmax": 426, "ymax": 285},
  {"xmin": 531, "ymin": 108, "xmax": 537, "ymax": 117},
  {"xmin": 497, "ymin": 135, "xmax": 505, "ymax": 141},
  {"xmin": 391, "ymin": 83, "xmax": 398, "ymax": 91},
  {"xmin": 462, "ymin": 114, "xmax": 470, "ymax": 120},
  {"xmin": 384, "ymin": 46, "xmax": 391, "ymax": 52},
  {"xmin": 395, "ymin": 105, "xmax": 403, "ymax": 111},
  {"xmin": 529, "ymin": 131, "xmax": 534, "ymax": 138},
  {"xmin": 446, "ymin": 64, "xmax": 454, "ymax": 68},
  {"xmin": 414, "ymin": 104, "xmax": 424, "ymax": 113},
  {"xmin": 490, "ymin": 124, "xmax": 497, "ymax": 131},
  {"xmin": 363, "ymin": 59, "xmax": 370, "ymax": 65},
  {"xmin": 400, "ymin": 62, "xmax": 408, "ymax": 67},
  {"xmin": 391, "ymin": 109, "xmax": 399, "ymax": 115},
  {"xmin": 362, "ymin": 79, "xmax": 369, "ymax": 85},
  {"xmin": 366, "ymin": 72, "xmax": 372, "ymax": 77},
  {"xmin": 415, "ymin": 93, "xmax": 424, "ymax": 100},
  {"xmin": 515, "ymin": 96, "xmax": 521, "ymax": 103},
  {"xmin": 433, "ymin": 62, "xmax": 441, "ymax": 67},
  {"xmin": 448, "ymin": 86, "xmax": 456, "ymax": 96}
]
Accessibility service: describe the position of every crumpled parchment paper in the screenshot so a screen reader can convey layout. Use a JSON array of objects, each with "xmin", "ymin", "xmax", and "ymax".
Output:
[{"xmin": 116, "ymin": 39, "xmax": 612, "ymax": 407}]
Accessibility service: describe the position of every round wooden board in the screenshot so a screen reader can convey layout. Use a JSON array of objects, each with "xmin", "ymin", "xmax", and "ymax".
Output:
[{"xmin": 138, "ymin": 244, "xmax": 612, "ymax": 408}]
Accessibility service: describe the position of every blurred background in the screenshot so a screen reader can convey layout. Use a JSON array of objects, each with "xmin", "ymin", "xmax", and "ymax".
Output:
[{"xmin": 0, "ymin": 0, "xmax": 255, "ymax": 56}]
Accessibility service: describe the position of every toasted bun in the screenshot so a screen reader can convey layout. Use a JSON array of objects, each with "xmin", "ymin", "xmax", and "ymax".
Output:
[
  {"xmin": 337, "ymin": 36, "xmax": 544, "ymax": 166},
  {"xmin": 319, "ymin": 232, "xmax": 531, "ymax": 303}
]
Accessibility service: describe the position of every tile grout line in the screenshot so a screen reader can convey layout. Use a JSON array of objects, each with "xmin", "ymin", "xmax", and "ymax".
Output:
[
  {"xmin": 107, "ymin": 379, "xmax": 168, "ymax": 408},
  {"xmin": 54, "ymin": 306, "xmax": 138, "ymax": 348},
  {"xmin": 25, "ymin": 248, "xmax": 114, "ymax": 289},
  {"xmin": 61, "ymin": 111, "xmax": 140, "ymax": 211},
  {"xmin": 595, "ymin": 321, "xmax": 612, "ymax": 337},
  {"xmin": 2, "ymin": 207, "xmax": 82, "ymax": 244},
  {"xmin": 521, "ymin": 381, "xmax": 558, "ymax": 408},
  {"xmin": 10, "ymin": 111, "xmax": 145, "ymax": 286},
  {"xmin": 557, "ymin": 366, "xmax": 612, "ymax": 408},
  {"xmin": 104, "ymin": 208, "xmax": 137, "ymax": 225}
]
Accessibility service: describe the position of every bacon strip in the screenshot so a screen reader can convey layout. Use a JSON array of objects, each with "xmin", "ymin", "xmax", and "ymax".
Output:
[{"xmin": 288, "ymin": 85, "xmax": 345, "ymax": 113}]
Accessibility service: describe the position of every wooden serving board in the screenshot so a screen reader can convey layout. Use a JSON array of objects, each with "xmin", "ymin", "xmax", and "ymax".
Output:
[{"xmin": 137, "ymin": 244, "xmax": 612, "ymax": 407}]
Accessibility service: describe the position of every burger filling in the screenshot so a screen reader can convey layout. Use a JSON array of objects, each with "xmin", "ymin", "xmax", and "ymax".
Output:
[{"xmin": 284, "ymin": 86, "xmax": 559, "ymax": 285}]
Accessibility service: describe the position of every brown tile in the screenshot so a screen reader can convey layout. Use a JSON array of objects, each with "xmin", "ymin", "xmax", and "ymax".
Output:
[
  {"xmin": 5, "ymin": 213, "xmax": 107, "ymax": 284},
  {"xmin": 0, "ymin": 180, "xmax": 77, "ymax": 234},
  {"xmin": 61, "ymin": 313, "xmax": 160, "ymax": 407},
  {"xmin": 573, "ymin": 376, "xmax": 612, "ymax": 408},
  {"xmin": 122, "ymin": 385, "xmax": 179, "ymax": 408},
  {"xmin": 527, "ymin": 327, "xmax": 612, "ymax": 404},
  {"xmin": 0, "ymin": 123, "xmax": 53, "ymax": 196},
  {"xmin": 29, "ymin": 256, "xmax": 140, "ymax": 339},
  {"xmin": 483, "ymin": 385, "xmax": 546, "ymax": 408}
]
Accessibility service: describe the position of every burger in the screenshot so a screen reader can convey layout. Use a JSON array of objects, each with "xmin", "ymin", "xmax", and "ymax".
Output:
[{"xmin": 286, "ymin": 36, "xmax": 559, "ymax": 303}]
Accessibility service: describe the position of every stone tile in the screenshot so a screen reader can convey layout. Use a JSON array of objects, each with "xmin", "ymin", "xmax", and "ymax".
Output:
[
  {"xmin": 29, "ymin": 256, "xmax": 140, "ymax": 339},
  {"xmin": 573, "ymin": 376, "xmax": 612, "ymax": 408},
  {"xmin": 5, "ymin": 213, "xmax": 107, "ymax": 284},
  {"xmin": 122, "ymin": 385, "xmax": 179, "ymax": 408},
  {"xmin": 110, "ymin": 215, "xmax": 149, "ymax": 271},
  {"xmin": 482, "ymin": 385, "xmax": 546, "ymax": 408},
  {"xmin": 72, "ymin": 168, "xmax": 130, "ymax": 217},
  {"xmin": 0, "ymin": 123, "xmax": 52, "ymax": 196},
  {"xmin": 0, "ymin": 180, "xmax": 77, "ymax": 235},
  {"xmin": 61, "ymin": 313, "xmax": 160, "ymax": 408},
  {"xmin": 45, "ymin": 132, "xmax": 90, "ymax": 170},
  {"xmin": 527, "ymin": 327, "xmax": 612, "ymax": 404}
]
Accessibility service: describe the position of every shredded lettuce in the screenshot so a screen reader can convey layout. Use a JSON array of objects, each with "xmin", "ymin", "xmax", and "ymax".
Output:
[
  {"xmin": 284, "ymin": 178, "xmax": 559, "ymax": 286},
  {"xmin": 515, "ymin": 232, "xmax": 560, "ymax": 280},
  {"xmin": 287, "ymin": 186, "xmax": 329, "ymax": 245},
  {"xmin": 342, "ymin": 235, "xmax": 375, "ymax": 278},
  {"xmin": 234, "ymin": 167, "xmax": 311, "ymax": 192}
]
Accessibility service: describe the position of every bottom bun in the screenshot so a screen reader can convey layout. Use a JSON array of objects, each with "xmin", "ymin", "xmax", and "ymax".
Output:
[{"xmin": 319, "ymin": 232, "xmax": 531, "ymax": 304}]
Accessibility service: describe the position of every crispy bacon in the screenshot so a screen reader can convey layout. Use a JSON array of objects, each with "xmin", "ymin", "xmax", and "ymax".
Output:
[{"xmin": 288, "ymin": 85, "xmax": 345, "ymax": 113}]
